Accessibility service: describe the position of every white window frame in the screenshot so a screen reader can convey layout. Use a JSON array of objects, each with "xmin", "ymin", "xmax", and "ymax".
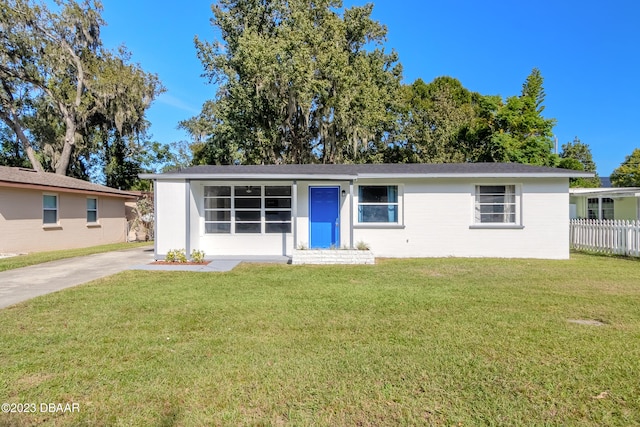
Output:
[
  {"xmin": 354, "ymin": 184, "xmax": 404, "ymax": 228},
  {"xmin": 203, "ymin": 184, "xmax": 292, "ymax": 235},
  {"xmin": 471, "ymin": 184, "xmax": 523, "ymax": 229},
  {"xmin": 42, "ymin": 193, "xmax": 58, "ymax": 226},
  {"xmin": 587, "ymin": 197, "xmax": 614, "ymax": 220},
  {"xmin": 86, "ymin": 197, "xmax": 99, "ymax": 224}
]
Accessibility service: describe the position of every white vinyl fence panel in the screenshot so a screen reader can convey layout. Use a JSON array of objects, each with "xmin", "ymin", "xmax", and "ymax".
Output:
[{"xmin": 570, "ymin": 219, "xmax": 640, "ymax": 257}]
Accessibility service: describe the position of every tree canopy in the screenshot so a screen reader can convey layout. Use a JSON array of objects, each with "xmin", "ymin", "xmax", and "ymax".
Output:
[
  {"xmin": 0, "ymin": 0, "xmax": 164, "ymax": 179},
  {"xmin": 181, "ymin": 0, "xmax": 402, "ymax": 165},
  {"xmin": 559, "ymin": 136, "xmax": 601, "ymax": 187},
  {"xmin": 610, "ymin": 148, "xmax": 640, "ymax": 187}
]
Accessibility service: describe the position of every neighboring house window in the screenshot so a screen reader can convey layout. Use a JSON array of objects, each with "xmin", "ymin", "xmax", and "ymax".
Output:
[
  {"xmin": 587, "ymin": 197, "xmax": 614, "ymax": 220},
  {"xmin": 43, "ymin": 194, "xmax": 58, "ymax": 224},
  {"xmin": 358, "ymin": 186, "xmax": 398, "ymax": 223},
  {"xmin": 474, "ymin": 185, "xmax": 516, "ymax": 224},
  {"xmin": 204, "ymin": 185, "xmax": 292, "ymax": 234},
  {"xmin": 587, "ymin": 198, "xmax": 599, "ymax": 219},
  {"xmin": 87, "ymin": 198, "xmax": 98, "ymax": 223}
]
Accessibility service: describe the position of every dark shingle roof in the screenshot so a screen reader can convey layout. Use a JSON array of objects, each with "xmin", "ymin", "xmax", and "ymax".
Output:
[
  {"xmin": 0, "ymin": 166, "xmax": 136, "ymax": 197},
  {"xmin": 143, "ymin": 162, "xmax": 593, "ymax": 179}
]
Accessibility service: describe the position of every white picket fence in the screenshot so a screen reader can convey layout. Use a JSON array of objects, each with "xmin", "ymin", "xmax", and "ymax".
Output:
[{"xmin": 570, "ymin": 219, "xmax": 640, "ymax": 257}]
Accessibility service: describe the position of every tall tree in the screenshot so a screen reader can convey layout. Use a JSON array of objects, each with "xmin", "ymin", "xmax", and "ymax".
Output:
[
  {"xmin": 610, "ymin": 148, "xmax": 640, "ymax": 187},
  {"xmin": 0, "ymin": 0, "xmax": 163, "ymax": 176},
  {"xmin": 558, "ymin": 136, "xmax": 601, "ymax": 187},
  {"xmin": 388, "ymin": 77, "xmax": 476, "ymax": 163},
  {"xmin": 467, "ymin": 68, "xmax": 558, "ymax": 166},
  {"xmin": 184, "ymin": 0, "xmax": 402, "ymax": 165}
]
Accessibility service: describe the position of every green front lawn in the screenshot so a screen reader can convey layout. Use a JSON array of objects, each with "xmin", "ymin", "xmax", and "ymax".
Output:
[
  {"xmin": 1, "ymin": 254, "xmax": 639, "ymax": 425},
  {"xmin": 0, "ymin": 242, "xmax": 152, "ymax": 272}
]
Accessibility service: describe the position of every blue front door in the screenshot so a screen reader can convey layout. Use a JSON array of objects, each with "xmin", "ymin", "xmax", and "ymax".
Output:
[{"xmin": 310, "ymin": 187, "xmax": 340, "ymax": 248}]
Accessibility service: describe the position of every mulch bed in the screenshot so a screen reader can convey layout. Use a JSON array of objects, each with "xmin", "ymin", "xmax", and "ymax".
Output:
[{"xmin": 151, "ymin": 261, "xmax": 211, "ymax": 266}]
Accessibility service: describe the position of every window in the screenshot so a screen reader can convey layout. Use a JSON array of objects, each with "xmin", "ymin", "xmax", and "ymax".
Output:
[
  {"xmin": 87, "ymin": 198, "xmax": 98, "ymax": 223},
  {"xmin": 234, "ymin": 186, "xmax": 261, "ymax": 233},
  {"xmin": 475, "ymin": 185, "xmax": 516, "ymax": 224},
  {"xmin": 204, "ymin": 186, "xmax": 231, "ymax": 233},
  {"xmin": 265, "ymin": 186, "xmax": 292, "ymax": 233},
  {"xmin": 43, "ymin": 194, "xmax": 58, "ymax": 224},
  {"xmin": 358, "ymin": 186, "xmax": 398, "ymax": 223},
  {"xmin": 204, "ymin": 185, "xmax": 292, "ymax": 234},
  {"xmin": 587, "ymin": 197, "xmax": 614, "ymax": 220}
]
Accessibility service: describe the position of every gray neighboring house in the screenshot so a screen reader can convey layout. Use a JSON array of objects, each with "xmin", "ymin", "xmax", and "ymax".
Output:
[{"xmin": 0, "ymin": 166, "xmax": 136, "ymax": 253}]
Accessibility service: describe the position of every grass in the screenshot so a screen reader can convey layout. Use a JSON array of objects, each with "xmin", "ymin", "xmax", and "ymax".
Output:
[
  {"xmin": 1, "ymin": 253, "xmax": 639, "ymax": 425},
  {"xmin": 0, "ymin": 242, "xmax": 152, "ymax": 272}
]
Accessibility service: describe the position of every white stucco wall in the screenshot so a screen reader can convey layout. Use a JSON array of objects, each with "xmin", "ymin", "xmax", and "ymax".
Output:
[
  {"xmin": 154, "ymin": 176, "xmax": 570, "ymax": 259},
  {"xmin": 155, "ymin": 180, "xmax": 187, "ymax": 256},
  {"xmin": 350, "ymin": 178, "xmax": 569, "ymax": 259}
]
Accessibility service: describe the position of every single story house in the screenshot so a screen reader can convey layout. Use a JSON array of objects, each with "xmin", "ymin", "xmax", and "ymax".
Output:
[
  {"xmin": 570, "ymin": 187, "xmax": 640, "ymax": 221},
  {"xmin": 141, "ymin": 163, "xmax": 591, "ymax": 260},
  {"xmin": 0, "ymin": 166, "xmax": 136, "ymax": 253}
]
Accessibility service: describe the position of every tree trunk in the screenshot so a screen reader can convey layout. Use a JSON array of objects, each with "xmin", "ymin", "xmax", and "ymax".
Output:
[{"xmin": 55, "ymin": 120, "xmax": 76, "ymax": 175}]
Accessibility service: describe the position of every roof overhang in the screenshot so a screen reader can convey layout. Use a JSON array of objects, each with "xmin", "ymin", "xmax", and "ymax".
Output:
[
  {"xmin": 0, "ymin": 181, "xmax": 138, "ymax": 199},
  {"xmin": 569, "ymin": 187, "xmax": 640, "ymax": 198},
  {"xmin": 140, "ymin": 171, "xmax": 593, "ymax": 181}
]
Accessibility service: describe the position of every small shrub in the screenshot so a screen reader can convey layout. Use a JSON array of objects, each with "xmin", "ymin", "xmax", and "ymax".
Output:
[
  {"xmin": 191, "ymin": 249, "xmax": 206, "ymax": 263},
  {"xmin": 297, "ymin": 243, "xmax": 307, "ymax": 250},
  {"xmin": 165, "ymin": 249, "xmax": 177, "ymax": 262},
  {"xmin": 175, "ymin": 249, "xmax": 188, "ymax": 263},
  {"xmin": 356, "ymin": 241, "xmax": 370, "ymax": 251}
]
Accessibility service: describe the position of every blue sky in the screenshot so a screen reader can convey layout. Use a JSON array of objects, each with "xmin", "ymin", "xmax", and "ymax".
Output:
[{"xmin": 100, "ymin": 0, "xmax": 639, "ymax": 177}]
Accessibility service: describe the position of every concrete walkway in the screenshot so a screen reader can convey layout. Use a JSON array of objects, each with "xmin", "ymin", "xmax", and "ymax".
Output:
[
  {"xmin": 0, "ymin": 249, "xmax": 291, "ymax": 309},
  {"xmin": 0, "ymin": 246, "xmax": 155, "ymax": 309}
]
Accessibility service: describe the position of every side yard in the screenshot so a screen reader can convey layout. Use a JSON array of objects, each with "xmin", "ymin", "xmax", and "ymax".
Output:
[{"xmin": 0, "ymin": 254, "xmax": 639, "ymax": 425}]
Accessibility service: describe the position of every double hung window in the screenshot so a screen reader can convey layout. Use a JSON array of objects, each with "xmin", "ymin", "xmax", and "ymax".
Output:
[
  {"xmin": 474, "ymin": 185, "xmax": 516, "ymax": 224},
  {"xmin": 87, "ymin": 198, "xmax": 98, "ymax": 223},
  {"xmin": 204, "ymin": 185, "xmax": 292, "ymax": 234},
  {"xmin": 43, "ymin": 194, "xmax": 58, "ymax": 225},
  {"xmin": 587, "ymin": 197, "xmax": 614, "ymax": 220},
  {"xmin": 358, "ymin": 186, "xmax": 399, "ymax": 223}
]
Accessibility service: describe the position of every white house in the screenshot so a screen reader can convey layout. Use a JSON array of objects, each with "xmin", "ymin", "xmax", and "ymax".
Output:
[
  {"xmin": 140, "ymin": 163, "xmax": 591, "ymax": 260},
  {"xmin": 569, "ymin": 187, "xmax": 640, "ymax": 221}
]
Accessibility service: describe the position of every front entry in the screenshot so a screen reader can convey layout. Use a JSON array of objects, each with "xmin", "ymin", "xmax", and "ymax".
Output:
[{"xmin": 309, "ymin": 187, "xmax": 340, "ymax": 248}]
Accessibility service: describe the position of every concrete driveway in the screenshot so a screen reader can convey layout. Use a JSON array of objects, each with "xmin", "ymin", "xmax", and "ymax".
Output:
[{"xmin": 0, "ymin": 246, "xmax": 154, "ymax": 309}]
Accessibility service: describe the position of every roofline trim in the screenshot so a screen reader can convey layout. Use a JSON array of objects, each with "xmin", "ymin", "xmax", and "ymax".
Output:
[
  {"xmin": 140, "ymin": 171, "xmax": 594, "ymax": 180},
  {"xmin": 0, "ymin": 181, "xmax": 138, "ymax": 198}
]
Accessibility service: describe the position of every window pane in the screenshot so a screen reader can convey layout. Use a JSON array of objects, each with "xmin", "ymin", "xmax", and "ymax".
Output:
[
  {"xmin": 235, "ymin": 186, "xmax": 262, "ymax": 196},
  {"xmin": 359, "ymin": 186, "xmax": 397, "ymax": 203},
  {"xmin": 265, "ymin": 198, "xmax": 291, "ymax": 208},
  {"xmin": 266, "ymin": 223, "xmax": 292, "ymax": 233},
  {"xmin": 87, "ymin": 211, "xmax": 97, "ymax": 223},
  {"xmin": 43, "ymin": 210, "xmax": 57, "ymax": 224},
  {"xmin": 205, "ymin": 223, "xmax": 231, "ymax": 233},
  {"xmin": 205, "ymin": 198, "xmax": 231, "ymax": 209},
  {"xmin": 236, "ymin": 211, "xmax": 261, "ymax": 221},
  {"xmin": 87, "ymin": 198, "xmax": 97, "ymax": 210},
  {"xmin": 235, "ymin": 198, "xmax": 261, "ymax": 209},
  {"xmin": 43, "ymin": 195, "xmax": 57, "ymax": 209},
  {"xmin": 478, "ymin": 185, "xmax": 506, "ymax": 194},
  {"xmin": 265, "ymin": 186, "xmax": 291, "ymax": 196},
  {"xmin": 358, "ymin": 205, "xmax": 398, "ymax": 223},
  {"xmin": 236, "ymin": 223, "xmax": 261, "ymax": 233},
  {"xmin": 265, "ymin": 211, "xmax": 291, "ymax": 221},
  {"xmin": 205, "ymin": 210, "xmax": 231, "ymax": 221},
  {"xmin": 205, "ymin": 186, "xmax": 230, "ymax": 197}
]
